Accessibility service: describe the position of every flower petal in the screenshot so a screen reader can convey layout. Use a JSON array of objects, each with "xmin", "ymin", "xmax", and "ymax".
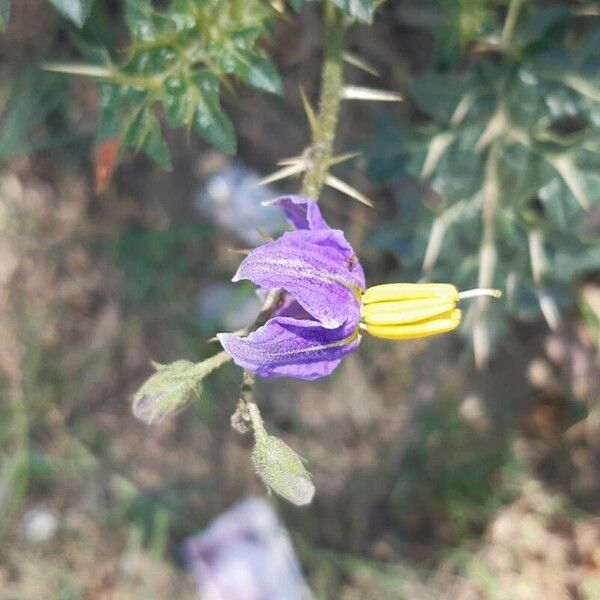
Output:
[
  {"xmin": 266, "ymin": 195, "xmax": 329, "ymax": 231},
  {"xmin": 233, "ymin": 229, "xmax": 365, "ymax": 328},
  {"xmin": 218, "ymin": 317, "xmax": 360, "ymax": 380}
]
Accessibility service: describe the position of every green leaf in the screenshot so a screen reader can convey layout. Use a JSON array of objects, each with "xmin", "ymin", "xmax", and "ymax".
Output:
[
  {"xmin": 190, "ymin": 71, "xmax": 236, "ymax": 153},
  {"xmin": 235, "ymin": 52, "xmax": 282, "ymax": 94},
  {"xmin": 47, "ymin": 0, "xmax": 94, "ymax": 27},
  {"xmin": 252, "ymin": 434, "xmax": 315, "ymax": 506},
  {"xmin": 124, "ymin": 108, "xmax": 172, "ymax": 170},
  {"xmin": 0, "ymin": 0, "xmax": 10, "ymax": 31},
  {"xmin": 131, "ymin": 360, "xmax": 201, "ymax": 424},
  {"xmin": 163, "ymin": 74, "xmax": 193, "ymax": 128},
  {"xmin": 97, "ymin": 83, "xmax": 144, "ymax": 141},
  {"xmin": 124, "ymin": 0, "xmax": 167, "ymax": 42}
]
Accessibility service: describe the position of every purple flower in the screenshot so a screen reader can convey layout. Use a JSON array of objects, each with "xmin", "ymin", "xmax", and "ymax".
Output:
[
  {"xmin": 218, "ymin": 195, "xmax": 502, "ymax": 380},
  {"xmin": 218, "ymin": 196, "xmax": 364, "ymax": 380}
]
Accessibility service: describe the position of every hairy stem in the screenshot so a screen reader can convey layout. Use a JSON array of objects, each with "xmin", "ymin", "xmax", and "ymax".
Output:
[
  {"xmin": 301, "ymin": 5, "xmax": 346, "ymax": 199},
  {"xmin": 189, "ymin": 349, "xmax": 231, "ymax": 378}
]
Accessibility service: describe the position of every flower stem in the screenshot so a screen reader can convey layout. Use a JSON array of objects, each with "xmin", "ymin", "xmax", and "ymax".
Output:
[
  {"xmin": 190, "ymin": 349, "xmax": 231, "ymax": 378},
  {"xmin": 301, "ymin": 5, "xmax": 346, "ymax": 199}
]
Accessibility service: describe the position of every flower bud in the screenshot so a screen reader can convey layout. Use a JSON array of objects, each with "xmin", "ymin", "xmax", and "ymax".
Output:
[
  {"xmin": 132, "ymin": 360, "xmax": 202, "ymax": 424},
  {"xmin": 251, "ymin": 434, "xmax": 315, "ymax": 506}
]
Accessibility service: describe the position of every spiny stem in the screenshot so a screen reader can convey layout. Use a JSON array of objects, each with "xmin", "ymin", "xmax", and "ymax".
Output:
[{"xmin": 301, "ymin": 5, "xmax": 346, "ymax": 199}]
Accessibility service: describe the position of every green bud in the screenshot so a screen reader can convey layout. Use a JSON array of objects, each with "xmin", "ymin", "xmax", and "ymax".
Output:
[
  {"xmin": 251, "ymin": 434, "xmax": 315, "ymax": 507},
  {"xmin": 132, "ymin": 352, "xmax": 231, "ymax": 424},
  {"xmin": 132, "ymin": 360, "xmax": 201, "ymax": 424}
]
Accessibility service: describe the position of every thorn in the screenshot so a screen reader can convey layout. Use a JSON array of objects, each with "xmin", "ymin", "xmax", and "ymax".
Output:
[
  {"xmin": 41, "ymin": 62, "xmax": 112, "ymax": 79},
  {"xmin": 299, "ymin": 87, "xmax": 320, "ymax": 137},
  {"xmin": 277, "ymin": 154, "xmax": 306, "ymax": 166},
  {"xmin": 422, "ymin": 218, "xmax": 446, "ymax": 273},
  {"xmin": 449, "ymin": 92, "xmax": 476, "ymax": 127},
  {"xmin": 325, "ymin": 174, "xmax": 374, "ymax": 207},
  {"xmin": 327, "ymin": 151, "xmax": 361, "ymax": 167},
  {"xmin": 420, "ymin": 132, "xmax": 453, "ymax": 179},
  {"xmin": 256, "ymin": 162, "xmax": 306, "ymax": 186},
  {"xmin": 549, "ymin": 153, "xmax": 590, "ymax": 210},
  {"xmin": 538, "ymin": 292, "xmax": 561, "ymax": 330},
  {"xmin": 269, "ymin": 0, "xmax": 286, "ymax": 14},
  {"xmin": 341, "ymin": 85, "xmax": 403, "ymax": 102},
  {"xmin": 475, "ymin": 109, "xmax": 507, "ymax": 153},
  {"xmin": 342, "ymin": 52, "xmax": 380, "ymax": 77}
]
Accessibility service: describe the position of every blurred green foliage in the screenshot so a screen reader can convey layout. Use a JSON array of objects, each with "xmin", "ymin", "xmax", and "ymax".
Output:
[
  {"xmin": 98, "ymin": 224, "xmax": 212, "ymax": 308},
  {"xmin": 366, "ymin": 1, "xmax": 600, "ymax": 360},
  {"xmin": 389, "ymin": 397, "xmax": 518, "ymax": 544},
  {"xmin": 0, "ymin": 70, "xmax": 73, "ymax": 160},
  {"xmin": 12, "ymin": 0, "xmax": 376, "ymax": 168},
  {"xmin": 92, "ymin": 0, "xmax": 282, "ymax": 163}
]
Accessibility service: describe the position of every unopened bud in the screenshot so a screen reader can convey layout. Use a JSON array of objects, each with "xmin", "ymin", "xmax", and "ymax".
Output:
[
  {"xmin": 251, "ymin": 434, "xmax": 315, "ymax": 507},
  {"xmin": 132, "ymin": 360, "xmax": 201, "ymax": 424}
]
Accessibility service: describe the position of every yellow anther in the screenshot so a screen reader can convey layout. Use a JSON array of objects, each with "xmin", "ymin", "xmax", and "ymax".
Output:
[
  {"xmin": 365, "ymin": 309, "xmax": 462, "ymax": 340},
  {"xmin": 360, "ymin": 283, "xmax": 501, "ymax": 341},
  {"xmin": 362, "ymin": 283, "xmax": 458, "ymax": 305},
  {"xmin": 361, "ymin": 297, "xmax": 456, "ymax": 326}
]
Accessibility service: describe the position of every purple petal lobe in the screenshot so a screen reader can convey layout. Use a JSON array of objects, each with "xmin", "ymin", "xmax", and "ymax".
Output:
[
  {"xmin": 218, "ymin": 317, "xmax": 360, "ymax": 380},
  {"xmin": 266, "ymin": 195, "xmax": 329, "ymax": 231},
  {"xmin": 232, "ymin": 229, "xmax": 365, "ymax": 328}
]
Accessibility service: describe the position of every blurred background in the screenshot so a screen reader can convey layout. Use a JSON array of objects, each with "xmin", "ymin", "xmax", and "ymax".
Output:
[{"xmin": 0, "ymin": 1, "xmax": 599, "ymax": 598}]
